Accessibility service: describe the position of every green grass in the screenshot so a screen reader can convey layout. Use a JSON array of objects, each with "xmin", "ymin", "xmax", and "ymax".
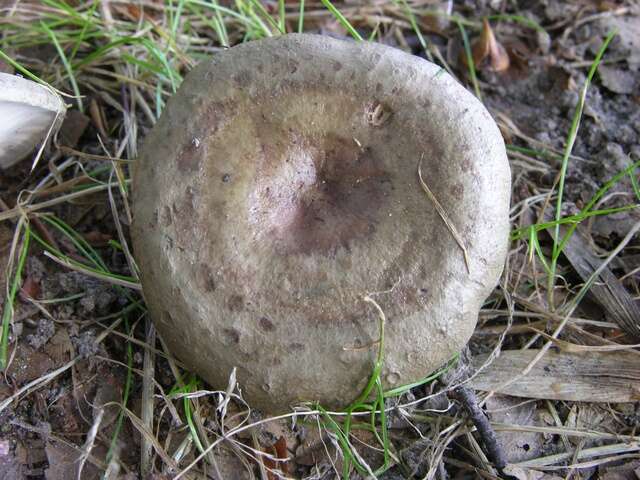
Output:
[
  {"xmin": 169, "ymin": 375, "xmax": 207, "ymax": 454},
  {"xmin": 313, "ymin": 297, "xmax": 457, "ymax": 478},
  {"xmin": 455, "ymin": 20, "xmax": 481, "ymax": 100},
  {"xmin": 298, "ymin": 0, "xmax": 306, "ymax": 33},
  {"xmin": 41, "ymin": 21, "xmax": 84, "ymax": 112},
  {"xmin": 0, "ymin": 222, "xmax": 31, "ymax": 370},
  {"xmin": 513, "ymin": 159, "xmax": 640, "ymax": 244},
  {"xmin": 395, "ymin": 0, "xmax": 432, "ymax": 61},
  {"xmin": 319, "ymin": 0, "xmax": 363, "ymax": 41},
  {"xmin": 539, "ymin": 31, "xmax": 616, "ymax": 308},
  {"xmin": 31, "ymin": 215, "xmax": 140, "ymax": 291}
]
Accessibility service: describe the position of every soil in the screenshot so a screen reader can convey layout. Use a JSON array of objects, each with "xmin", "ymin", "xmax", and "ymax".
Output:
[{"xmin": 1, "ymin": 1, "xmax": 639, "ymax": 479}]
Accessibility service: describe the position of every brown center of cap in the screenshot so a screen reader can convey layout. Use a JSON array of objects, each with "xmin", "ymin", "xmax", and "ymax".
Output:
[{"xmin": 249, "ymin": 132, "xmax": 392, "ymax": 256}]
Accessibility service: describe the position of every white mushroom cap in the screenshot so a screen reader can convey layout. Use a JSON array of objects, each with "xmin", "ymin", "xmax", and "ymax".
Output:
[
  {"xmin": 0, "ymin": 73, "xmax": 66, "ymax": 169},
  {"xmin": 132, "ymin": 34, "xmax": 511, "ymax": 412}
]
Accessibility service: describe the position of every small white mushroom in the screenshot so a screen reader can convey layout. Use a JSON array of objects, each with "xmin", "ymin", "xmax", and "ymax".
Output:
[{"xmin": 0, "ymin": 73, "xmax": 66, "ymax": 169}]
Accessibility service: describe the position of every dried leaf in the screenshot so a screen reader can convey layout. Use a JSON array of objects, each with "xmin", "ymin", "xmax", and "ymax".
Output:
[
  {"xmin": 471, "ymin": 19, "xmax": 492, "ymax": 66},
  {"xmin": 0, "ymin": 440, "xmax": 25, "ymax": 480},
  {"xmin": 485, "ymin": 395, "xmax": 544, "ymax": 463},
  {"xmin": 58, "ymin": 110, "xmax": 90, "ymax": 148},
  {"xmin": 565, "ymin": 404, "xmax": 613, "ymax": 448},
  {"xmin": 470, "ymin": 350, "xmax": 640, "ymax": 402},
  {"xmin": 295, "ymin": 426, "xmax": 333, "ymax": 466},
  {"xmin": 44, "ymin": 440, "xmax": 100, "ymax": 480},
  {"xmin": 598, "ymin": 458, "xmax": 640, "ymax": 479},
  {"xmin": 88, "ymin": 99, "xmax": 108, "ymax": 139},
  {"xmin": 503, "ymin": 465, "xmax": 562, "ymax": 480},
  {"xmin": 7, "ymin": 345, "xmax": 55, "ymax": 385},
  {"xmin": 264, "ymin": 436, "xmax": 289, "ymax": 479},
  {"xmin": 19, "ymin": 276, "xmax": 40, "ymax": 300},
  {"xmin": 467, "ymin": 18, "xmax": 510, "ymax": 73}
]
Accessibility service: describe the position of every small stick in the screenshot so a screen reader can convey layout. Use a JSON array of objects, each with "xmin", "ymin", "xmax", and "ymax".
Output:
[{"xmin": 452, "ymin": 385, "xmax": 508, "ymax": 472}]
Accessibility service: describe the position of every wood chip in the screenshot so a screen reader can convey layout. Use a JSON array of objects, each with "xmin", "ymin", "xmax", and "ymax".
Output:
[{"xmin": 470, "ymin": 349, "xmax": 640, "ymax": 402}]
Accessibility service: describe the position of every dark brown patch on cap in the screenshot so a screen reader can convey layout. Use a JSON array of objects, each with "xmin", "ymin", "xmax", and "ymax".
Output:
[
  {"xmin": 221, "ymin": 327, "xmax": 240, "ymax": 345},
  {"xmin": 233, "ymin": 70, "xmax": 251, "ymax": 88},
  {"xmin": 176, "ymin": 137, "xmax": 202, "ymax": 173},
  {"xmin": 199, "ymin": 263, "xmax": 216, "ymax": 292},
  {"xmin": 288, "ymin": 342, "xmax": 305, "ymax": 353},
  {"xmin": 249, "ymin": 132, "xmax": 392, "ymax": 256},
  {"xmin": 259, "ymin": 317, "xmax": 275, "ymax": 332},
  {"xmin": 200, "ymin": 101, "xmax": 232, "ymax": 136},
  {"xmin": 451, "ymin": 182, "xmax": 464, "ymax": 200},
  {"xmin": 228, "ymin": 294, "xmax": 244, "ymax": 312},
  {"xmin": 391, "ymin": 285, "xmax": 418, "ymax": 307},
  {"xmin": 162, "ymin": 205, "xmax": 172, "ymax": 226},
  {"xmin": 176, "ymin": 101, "xmax": 234, "ymax": 174}
]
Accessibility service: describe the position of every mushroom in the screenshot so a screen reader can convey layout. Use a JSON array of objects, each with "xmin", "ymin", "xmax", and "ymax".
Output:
[
  {"xmin": 0, "ymin": 73, "xmax": 66, "ymax": 169},
  {"xmin": 132, "ymin": 34, "xmax": 510, "ymax": 412}
]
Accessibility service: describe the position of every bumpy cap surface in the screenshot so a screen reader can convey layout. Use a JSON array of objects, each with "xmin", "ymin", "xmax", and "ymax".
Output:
[{"xmin": 132, "ymin": 34, "xmax": 511, "ymax": 412}]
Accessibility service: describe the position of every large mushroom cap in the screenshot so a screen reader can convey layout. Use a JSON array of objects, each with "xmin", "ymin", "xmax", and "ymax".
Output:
[
  {"xmin": 0, "ymin": 73, "xmax": 66, "ymax": 169},
  {"xmin": 132, "ymin": 34, "xmax": 510, "ymax": 412}
]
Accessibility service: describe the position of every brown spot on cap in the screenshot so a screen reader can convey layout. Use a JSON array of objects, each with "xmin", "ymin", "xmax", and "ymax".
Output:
[
  {"xmin": 228, "ymin": 294, "xmax": 244, "ymax": 312},
  {"xmin": 233, "ymin": 70, "xmax": 251, "ymax": 88},
  {"xmin": 259, "ymin": 317, "xmax": 275, "ymax": 332},
  {"xmin": 451, "ymin": 182, "xmax": 464, "ymax": 200},
  {"xmin": 249, "ymin": 132, "xmax": 392, "ymax": 256},
  {"xmin": 221, "ymin": 327, "xmax": 240, "ymax": 345},
  {"xmin": 199, "ymin": 263, "xmax": 216, "ymax": 292},
  {"xmin": 288, "ymin": 342, "xmax": 305, "ymax": 353},
  {"xmin": 162, "ymin": 205, "xmax": 172, "ymax": 226},
  {"xmin": 176, "ymin": 137, "xmax": 202, "ymax": 173}
]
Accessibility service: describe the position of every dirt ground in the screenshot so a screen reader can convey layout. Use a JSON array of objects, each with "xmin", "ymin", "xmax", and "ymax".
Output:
[{"xmin": 1, "ymin": 1, "xmax": 640, "ymax": 479}]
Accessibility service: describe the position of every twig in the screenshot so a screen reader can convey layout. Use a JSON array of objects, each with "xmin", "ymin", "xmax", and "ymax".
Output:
[{"xmin": 451, "ymin": 386, "xmax": 508, "ymax": 472}]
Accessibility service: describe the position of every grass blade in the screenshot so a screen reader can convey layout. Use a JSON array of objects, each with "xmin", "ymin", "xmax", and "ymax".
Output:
[
  {"xmin": 0, "ymin": 223, "xmax": 30, "ymax": 370},
  {"xmin": 547, "ymin": 30, "xmax": 617, "ymax": 306},
  {"xmin": 319, "ymin": 0, "xmax": 362, "ymax": 41}
]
